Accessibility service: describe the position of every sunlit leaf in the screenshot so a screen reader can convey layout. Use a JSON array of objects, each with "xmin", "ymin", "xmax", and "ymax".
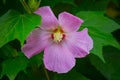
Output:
[
  {"xmin": 76, "ymin": 11, "xmax": 120, "ymax": 61},
  {"xmin": 0, "ymin": 10, "xmax": 41, "ymax": 47}
]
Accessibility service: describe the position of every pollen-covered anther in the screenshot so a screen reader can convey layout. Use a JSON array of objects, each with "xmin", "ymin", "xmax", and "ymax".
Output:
[{"xmin": 52, "ymin": 30, "xmax": 65, "ymax": 43}]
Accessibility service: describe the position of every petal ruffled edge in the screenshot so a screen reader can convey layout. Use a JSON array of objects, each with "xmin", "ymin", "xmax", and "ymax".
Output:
[
  {"xmin": 65, "ymin": 28, "xmax": 93, "ymax": 58},
  {"xmin": 44, "ymin": 43, "xmax": 75, "ymax": 73},
  {"xmin": 21, "ymin": 28, "xmax": 51, "ymax": 58},
  {"xmin": 59, "ymin": 12, "xmax": 83, "ymax": 32},
  {"xmin": 35, "ymin": 6, "xmax": 58, "ymax": 30}
]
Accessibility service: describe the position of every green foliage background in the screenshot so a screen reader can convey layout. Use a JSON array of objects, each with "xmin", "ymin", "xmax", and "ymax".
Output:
[{"xmin": 0, "ymin": 0, "xmax": 120, "ymax": 80}]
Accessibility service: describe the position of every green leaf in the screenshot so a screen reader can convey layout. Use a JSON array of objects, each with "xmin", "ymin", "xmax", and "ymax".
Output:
[
  {"xmin": 14, "ymin": 71, "xmax": 29, "ymax": 80},
  {"xmin": 53, "ymin": 69, "xmax": 89, "ymax": 80},
  {"xmin": 0, "ymin": 44, "xmax": 17, "ymax": 59},
  {"xmin": 75, "ymin": 58, "xmax": 107, "ymax": 80},
  {"xmin": 0, "ymin": 56, "xmax": 29, "ymax": 80},
  {"xmin": 111, "ymin": 0, "xmax": 119, "ymax": 6},
  {"xmin": 29, "ymin": 52, "xmax": 43, "ymax": 67},
  {"xmin": 74, "ymin": 0, "xmax": 109, "ymax": 11},
  {"xmin": 76, "ymin": 11, "xmax": 120, "ymax": 62},
  {"xmin": 90, "ymin": 46, "xmax": 120, "ymax": 80},
  {"xmin": 41, "ymin": 0, "xmax": 74, "ymax": 8},
  {"xmin": 0, "ymin": 10, "xmax": 41, "ymax": 47}
]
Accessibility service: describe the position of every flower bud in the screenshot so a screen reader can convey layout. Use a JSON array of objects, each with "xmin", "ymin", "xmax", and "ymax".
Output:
[{"xmin": 28, "ymin": 0, "xmax": 41, "ymax": 12}]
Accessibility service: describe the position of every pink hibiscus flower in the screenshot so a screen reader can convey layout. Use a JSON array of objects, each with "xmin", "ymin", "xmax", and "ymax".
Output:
[{"xmin": 22, "ymin": 6, "xmax": 93, "ymax": 73}]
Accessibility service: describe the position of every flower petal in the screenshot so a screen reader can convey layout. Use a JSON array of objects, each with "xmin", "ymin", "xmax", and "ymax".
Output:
[
  {"xmin": 58, "ymin": 12, "xmax": 83, "ymax": 32},
  {"xmin": 35, "ymin": 6, "xmax": 58, "ymax": 30},
  {"xmin": 44, "ymin": 43, "xmax": 75, "ymax": 73},
  {"xmin": 22, "ymin": 28, "xmax": 51, "ymax": 58},
  {"xmin": 65, "ymin": 28, "xmax": 93, "ymax": 58}
]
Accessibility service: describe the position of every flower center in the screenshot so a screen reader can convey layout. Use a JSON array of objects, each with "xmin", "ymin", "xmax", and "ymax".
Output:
[{"xmin": 51, "ymin": 28, "xmax": 65, "ymax": 43}]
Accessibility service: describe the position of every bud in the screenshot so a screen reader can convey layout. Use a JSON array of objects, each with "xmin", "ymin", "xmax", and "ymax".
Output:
[{"xmin": 28, "ymin": 0, "xmax": 41, "ymax": 12}]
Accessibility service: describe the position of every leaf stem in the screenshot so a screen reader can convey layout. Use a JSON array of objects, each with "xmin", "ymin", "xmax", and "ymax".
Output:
[{"xmin": 44, "ymin": 67, "xmax": 50, "ymax": 80}]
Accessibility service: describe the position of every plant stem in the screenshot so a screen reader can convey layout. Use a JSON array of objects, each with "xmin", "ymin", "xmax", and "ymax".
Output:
[
  {"xmin": 36, "ymin": 0, "xmax": 41, "ymax": 8},
  {"xmin": 20, "ymin": 0, "xmax": 32, "ymax": 14},
  {"xmin": 44, "ymin": 67, "xmax": 50, "ymax": 80}
]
